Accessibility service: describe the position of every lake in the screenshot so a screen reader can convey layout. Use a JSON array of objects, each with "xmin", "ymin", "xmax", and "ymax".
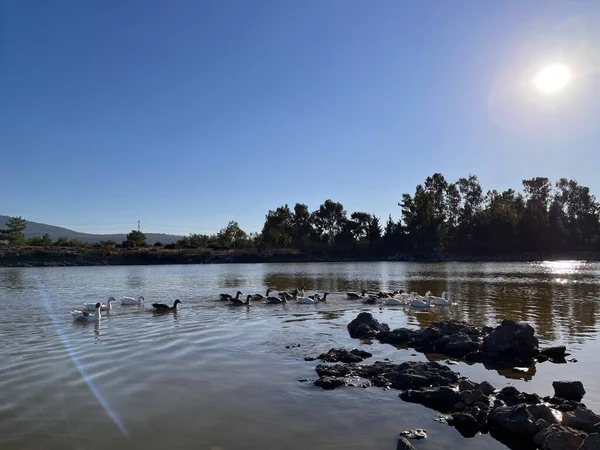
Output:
[{"xmin": 1, "ymin": 261, "xmax": 599, "ymax": 450}]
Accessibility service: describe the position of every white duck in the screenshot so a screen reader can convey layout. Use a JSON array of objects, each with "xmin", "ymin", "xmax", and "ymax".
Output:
[
  {"xmin": 121, "ymin": 295, "xmax": 144, "ymax": 305},
  {"xmin": 426, "ymin": 291, "xmax": 454, "ymax": 306},
  {"xmin": 84, "ymin": 296, "xmax": 116, "ymax": 311},
  {"xmin": 386, "ymin": 293, "xmax": 410, "ymax": 305},
  {"xmin": 71, "ymin": 303, "xmax": 102, "ymax": 322},
  {"xmin": 410, "ymin": 292, "xmax": 432, "ymax": 308}
]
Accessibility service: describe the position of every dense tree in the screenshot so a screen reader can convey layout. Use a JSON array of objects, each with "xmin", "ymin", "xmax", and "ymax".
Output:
[
  {"xmin": 126, "ymin": 230, "xmax": 147, "ymax": 247},
  {"xmin": 28, "ymin": 233, "xmax": 53, "ymax": 247},
  {"xmin": 313, "ymin": 199, "xmax": 347, "ymax": 244}
]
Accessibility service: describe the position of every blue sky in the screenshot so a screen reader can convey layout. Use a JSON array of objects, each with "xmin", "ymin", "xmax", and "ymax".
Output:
[{"xmin": 2, "ymin": 1, "xmax": 600, "ymax": 236}]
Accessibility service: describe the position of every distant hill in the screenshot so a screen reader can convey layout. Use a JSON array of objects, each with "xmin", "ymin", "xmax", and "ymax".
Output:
[{"xmin": 0, "ymin": 215, "xmax": 183, "ymax": 244}]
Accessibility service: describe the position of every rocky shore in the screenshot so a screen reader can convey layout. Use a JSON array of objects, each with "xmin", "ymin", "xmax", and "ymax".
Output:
[{"xmin": 304, "ymin": 313, "xmax": 595, "ymax": 450}]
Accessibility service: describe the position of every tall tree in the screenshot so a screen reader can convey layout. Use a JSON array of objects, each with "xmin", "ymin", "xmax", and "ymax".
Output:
[
  {"xmin": 126, "ymin": 230, "xmax": 147, "ymax": 247},
  {"xmin": 1, "ymin": 216, "xmax": 27, "ymax": 245},
  {"xmin": 313, "ymin": 200, "xmax": 347, "ymax": 244},
  {"xmin": 262, "ymin": 205, "xmax": 293, "ymax": 248}
]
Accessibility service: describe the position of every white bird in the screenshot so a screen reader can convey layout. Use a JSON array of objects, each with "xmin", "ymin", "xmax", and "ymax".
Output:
[
  {"xmin": 121, "ymin": 295, "xmax": 144, "ymax": 305},
  {"xmin": 426, "ymin": 291, "xmax": 454, "ymax": 306},
  {"xmin": 386, "ymin": 293, "xmax": 410, "ymax": 305},
  {"xmin": 71, "ymin": 303, "xmax": 102, "ymax": 322},
  {"xmin": 410, "ymin": 292, "xmax": 432, "ymax": 308},
  {"xmin": 84, "ymin": 296, "xmax": 116, "ymax": 311}
]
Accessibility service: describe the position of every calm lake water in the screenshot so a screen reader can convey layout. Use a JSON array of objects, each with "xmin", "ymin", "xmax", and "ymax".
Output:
[{"xmin": 1, "ymin": 261, "xmax": 599, "ymax": 450}]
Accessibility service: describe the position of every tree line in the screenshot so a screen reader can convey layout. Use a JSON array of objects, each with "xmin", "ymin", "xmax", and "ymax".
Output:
[{"xmin": 2, "ymin": 173, "xmax": 599, "ymax": 255}]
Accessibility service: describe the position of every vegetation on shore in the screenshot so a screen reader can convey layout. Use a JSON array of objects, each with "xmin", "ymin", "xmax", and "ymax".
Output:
[{"xmin": 2, "ymin": 173, "xmax": 599, "ymax": 266}]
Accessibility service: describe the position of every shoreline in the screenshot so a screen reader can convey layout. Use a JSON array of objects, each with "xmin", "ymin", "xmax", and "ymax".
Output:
[{"xmin": 0, "ymin": 246, "xmax": 599, "ymax": 267}]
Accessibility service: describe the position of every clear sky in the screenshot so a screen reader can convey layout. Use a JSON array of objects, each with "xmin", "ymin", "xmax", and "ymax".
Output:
[{"xmin": 2, "ymin": 1, "xmax": 600, "ymax": 236}]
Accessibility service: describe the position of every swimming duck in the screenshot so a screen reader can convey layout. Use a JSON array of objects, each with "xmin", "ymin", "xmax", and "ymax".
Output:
[
  {"xmin": 347, "ymin": 290, "xmax": 367, "ymax": 300},
  {"xmin": 121, "ymin": 295, "xmax": 144, "ymax": 305},
  {"xmin": 410, "ymin": 292, "xmax": 431, "ymax": 308},
  {"xmin": 220, "ymin": 291, "xmax": 243, "ymax": 302},
  {"xmin": 84, "ymin": 296, "xmax": 116, "ymax": 311},
  {"xmin": 252, "ymin": 288, "xmax": 272, "ymax": 301},
  {"xmin": 71, "ymin": 303, "xmax": 102, "ymax": 322},
  {"xmin": 230, "ymin": 294, "xmax": 252, "ymax": 306},
  {"xmin": 426, "ymin": 291, "xmax": 454, "ymax": 306},
  {"xmin": 265, "ymin": 293, "xmax": 287, "ymax": 304},
  {"xmin": 152, "ymin": 299, "xmax": 182, "ymax": 311}
]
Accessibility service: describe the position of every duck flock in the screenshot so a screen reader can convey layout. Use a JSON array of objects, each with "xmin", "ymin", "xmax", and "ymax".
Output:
[
  {"xmin": 70, "ymin": 296, "xmax": 182, "ymax": 322},
  {"xmin": 70, "ymin": 288, "xmax": 455, "ymax": 323},
  {"xmin": 218, "ymin": 287, "xmax": 455, "ymax": 308}
]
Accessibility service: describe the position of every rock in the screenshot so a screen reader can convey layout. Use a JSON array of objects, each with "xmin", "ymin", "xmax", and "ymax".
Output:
[
  {"xmin": 562, "ymin": 406, "xmax": 600, "ymax": 433},
  {"xmin": 382, "ymin": 328, "xmax": 419, "ymax": 345},
  {"xmin": 519, "ymin": 392, "xmax": 542, "ymax": 405},
  {"xmin": 488, "ymin": 404, "xmax": 538, "ymax": 436},
  {"xmin": 315, "ymin": 364, "xmax": 352, "ymax": 378},
  {"xmin": 553, "ymin": 381, "xmax": 586, "ymax": 401},
  {"xmin": 459, "ymin": 389, "xmax": 488, "ymax": 406},
  {"xmin": 304, "ymin": 356, "xmax": 317, "ymax": 361},
  {"xmin": 497, "ymin": 386, "xmax": 521, "ymax": 407},
  {"xmin": 316, "ymin": 348, "xmax": 371, "ymax": 363},
  {"xmin": 537, "ymin": 419, "xmax": 553, "ymax": 431},
  {"xmin": 541, "ymin": 346, "xmax": 567, "ymax": 358},
  {"xmin": 396, "ymin": 437, "xmax": 416, "ymax": 450},
  {"xmin": 435, "ymin": 333, "xmax": 481, "ymax": 357},
  {"xmin": 286, "ymin": 343, "xmax": 301, "ymax": 349},
  {"xmin": 400, "ymin": 386, "xmax": 461, "ymax": 413},
  {"xmin": 482, "ymin": 320, "xmax": 538, "ymax": 355},
  {"xmin": 445, "ymin": 359, "xmax": 459, "ymax": 365},
  {"xmin": 350, "ymin": 348, "xmax": 373, "ymax": 359},
  {"xmin": 528, "ymin": 404, "xmax": 559, "ymax": 424},
  {"xmin": 459, "ymin": 379, "xmax": 476, "ymax": 392},
  {"xmin": 347, "ymin": 312, "xmax": 390, "ymax": 339},
  {"xmin": 354, "ymin": 361, "xmax": 460, "ymax": 390},
  {"xmin": 449, "ymin": 412, "xmax": 481, "ymax": 437},
  {"xmin": 314, "ymin": 376, "xmax": 346, "ymax": 390},
  {"xmin": 534, "ymin": 424, "xmax": 583, "ymax": 450},
  {"xmin": 578, "ymin": 433, "xmax": 600, "ymax": 450},
  {"xmin": 475, "ymin": 381, "xmax": 496, "ymax": 396},
  {"xmin": 399, "ymin": 429, "xmax": 427, "ymax": 439},
  {"xmin": 298, "ymin": 378, "xmax": 309, "ymax": 382}
]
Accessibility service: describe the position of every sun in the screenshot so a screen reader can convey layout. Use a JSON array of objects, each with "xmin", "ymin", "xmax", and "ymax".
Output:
[{"xmin": 533, "ymin": 64, "xmax": 571, "ymax": 94}]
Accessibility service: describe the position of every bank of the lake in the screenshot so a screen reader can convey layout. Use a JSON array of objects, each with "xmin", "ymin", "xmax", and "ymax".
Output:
[{"xmin": 1, "ymin": 246, "xmax": 600, "ymax": 267}]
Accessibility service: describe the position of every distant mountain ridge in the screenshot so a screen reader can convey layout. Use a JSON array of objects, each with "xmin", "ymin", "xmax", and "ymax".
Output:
[{"xmin": 0, "ymin": 215, "xmax": 183, "ymax": 244}]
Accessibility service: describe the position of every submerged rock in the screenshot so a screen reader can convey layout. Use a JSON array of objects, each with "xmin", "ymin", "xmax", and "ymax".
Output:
[
  {"xmin": 314, "ymin": 348, "xmax": 372, "ymax": 363},
  {"xmin": 314, "ymin": 376, "xmax": 346, "ymax": 390},
  {"xmin": 553, "ymin": 381, "xmax": 586, "ymax": 402},
  {"xmin": 347, "ymin": 312, "xmax": 390, "ymax": 339},
  {"xmin": 449, "ymin": 412, "xmax": 481, "ymax": 437},
  {"xmin": 400, "ymin": 386, "xmax": 461, "ymax": 413}
]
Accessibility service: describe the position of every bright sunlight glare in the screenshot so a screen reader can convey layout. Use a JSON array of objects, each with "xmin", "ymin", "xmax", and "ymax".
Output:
[{"xmin": 533, "ymin": 64, "xmax": 571, "ymax": 94}]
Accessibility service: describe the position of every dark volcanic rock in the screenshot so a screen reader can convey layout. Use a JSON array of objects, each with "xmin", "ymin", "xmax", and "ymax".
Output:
[
  {"xmin": 459, "ymin": 389, "xmax": 488, "ymax": 406},
  {"xmin": 316, "ymin": 348, "xmax": 372, "ymax": 363},
  {"xmin": 347, "ymin": 312, "xmax": 390, "ymax": 339},
  {"xmin": 449, "ymin": 412, "xmax": 481, "ymax": 437},
  {"xmin": 562, "ymin": 406, "xmax": 600, "ymax": 433},
  {"xmin": 315, "ymin": 364, "xmax": 352, "ymax": 378},
  {"xmin": 534, "ymin": 424, "xmax": 583, "ymax": 450},
  {"xmin": 400, "ymin": 386, "xmax": 461, "ymax": 413},
  {"xmin": 579, "ymin": 433, "xmax": 600, "ymax": 450},
  {"xmin": 352, "ymin": 361, "xmax": 460, "ymax": 390},
  {"xmin": 475, "ymin": 381, "xmax": 496, "ymax": 396},
  {"xmin": 314, "ymin": 376, "xmax": 346, "ymax": 390},
  {"xmin": 382, "ymin": 328, "xmax": 419, "ymax": 345},
  {"xmin": 527, "ymin": 404, "xmax": 559, "ymax": 425},
  {"xmin": 482, "ymin": 320, "xmax": 539, "ymax": 355},
  {"xmin": 553, "ymin": 381, "xmax": 586, "ymax": 401},
  {"xmin": 488, "ymin": 404, "xmax": 538, "ymax": 436},
  {"xmin": 396, "ymin": 437, "xmax": 416, "ymax": 450},
  {"xmin": 459, "ymin": 379, "xmax": 476, "ymax": 392},
  {"xmin": 497, "ymin": 386, "xmax": 522, "ymax": 407}
]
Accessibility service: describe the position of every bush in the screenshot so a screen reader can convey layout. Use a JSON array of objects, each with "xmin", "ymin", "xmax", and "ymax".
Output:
[{"xmin": 154, "ymin": 242, "xmax": 163, "ymax": 247}]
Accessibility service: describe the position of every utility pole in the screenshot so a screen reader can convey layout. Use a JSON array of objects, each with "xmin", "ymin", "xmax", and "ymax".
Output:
[{"xmin": 138, "ymin": 220, "xmax": 140, "ymax": 233}]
